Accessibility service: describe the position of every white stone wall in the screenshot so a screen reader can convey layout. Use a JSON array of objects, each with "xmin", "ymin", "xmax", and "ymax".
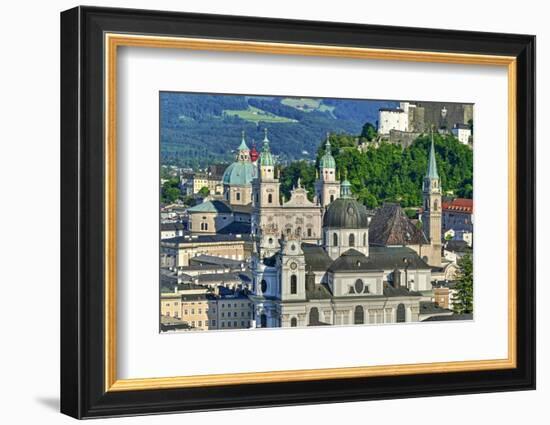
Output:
[
  {"xmin": 452, "ymin": 127, "xmax": 472, "ymax": 145},
  {"xmin": 324, "ymin": 227, "xmax": 369, "ymax": 259},
  {"xmin": 378, "ymin": 109, "xmax": 409, "ymax": 135}
]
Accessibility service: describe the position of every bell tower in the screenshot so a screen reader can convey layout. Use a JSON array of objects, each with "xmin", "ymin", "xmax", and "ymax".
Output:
[
  {"xmin": 422, "ymin": 133, "xmax": 442, "ymax": 266},
  {"xmin": 252, "ymin": 129, "xmax": 282, "ymax": 258},
  {"xmin": 315, "ymin": 133, "xmax": 340, "ymax": 208},
  {"xmin": 278, "ymin": 234, "xmax": 306, "ymax": 301}
]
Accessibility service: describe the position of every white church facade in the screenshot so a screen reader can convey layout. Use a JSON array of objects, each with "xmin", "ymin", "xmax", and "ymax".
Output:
[{"xmin": 248, "ymin": 131, "xmax": 445, "ymax": 328}]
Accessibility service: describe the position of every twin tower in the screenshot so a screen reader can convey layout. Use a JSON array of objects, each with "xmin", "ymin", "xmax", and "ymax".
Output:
[{"xmin": 248, "ymin": 129, "xmax": 441, "ymax": 266}]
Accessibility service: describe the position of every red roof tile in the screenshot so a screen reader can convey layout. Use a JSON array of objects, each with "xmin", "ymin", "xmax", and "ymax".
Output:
[{"xmin": 442, "ymin": 198, "xmax": 473, "ymax": 213}]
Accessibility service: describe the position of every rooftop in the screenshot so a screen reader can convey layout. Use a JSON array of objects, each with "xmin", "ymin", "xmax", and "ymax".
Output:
[
  {"xmin": 196, "ymin": 272, "xmax": 252, "ymax": 284},
  {"xmin": 442, "ymin": 198, "xmax": 473, "ymax": 214},
  {"xmin": 302, "ymin": 243, "xmax": 333, "ymax": 271},
  {"xmin": 187, "ymin": 200, "xmax": 233, "ymax": 214},
  {"xmin": 444, "ymin": 240, "xmax": 471, "ymax": 253},
  {"xmin": 328, "ymin": 246, "xmax": 431, "ymax": 273},
  {"xmin": 162, "ymin": 233, "xmax": 253, "ymax": 245},
  {"xmin": 190, "ymin": 254, "xmax": 245, "ymax": 268},
  {"xmin": 369, "ymin": 203, "xmax": 428, "ymax": 246},
  {"xmin": 160, "ymin": 222, "xmax": 184, "ymax": 231},
  {"xmin": 419, "ymin": 301, "xmax": 453, "ymax": 315},
  {"xmin": 422, "ymin": 313, "xmax": 473, "ymax": 322}
]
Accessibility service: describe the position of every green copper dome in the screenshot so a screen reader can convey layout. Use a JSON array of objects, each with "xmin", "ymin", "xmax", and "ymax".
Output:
[
  {"xmin": 319, "ymin": 138, "xmax": 336, "ymax": 169},
  {"xmin": 222, "ymin": 133, "xmax": 257, "ymax": 186},
  {"xmin": 259, "ymin": 129, "xmax": 275, "ymax": 167},
  {"xmin": 222, "ymin": 161, "xmax": 257, "ymax": 186}
]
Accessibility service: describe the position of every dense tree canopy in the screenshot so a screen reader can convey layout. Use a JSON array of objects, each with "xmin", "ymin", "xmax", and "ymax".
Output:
[
  {"xmin": 161, "ymin": 178, "xmax": 182, "ymax": 204},
  {"xmin": 279, "ymin": 132, "xmax": 473, "ymax": 209},
  {"xmin": 452, "ymin": 253, "xmax": 474, "ymax": 314}
]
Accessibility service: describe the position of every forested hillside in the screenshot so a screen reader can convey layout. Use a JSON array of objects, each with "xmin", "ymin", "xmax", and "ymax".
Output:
[
  {"xmin": 160, "ymin": 92, "xmax": 397, "ymax": 168},
  {"xmin": 279, "ymin": 133, "xmax": 473, "ymax": 208}
]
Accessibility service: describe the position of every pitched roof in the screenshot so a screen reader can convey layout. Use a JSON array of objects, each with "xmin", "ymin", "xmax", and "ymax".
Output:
[
  {"xmin": 196, "ymin": 272, "xmax": 251, "ymax": 284},
  {"xmin": 444, "ymin": 240, "xmax": 471, "ymax": 253},
  {"xmin": 422, "ymin": 313, "xmax": 473, "ymax": 322},
  {"xmin": 369, "ymin": 203, "xmax": 428, "ymax": 246},
  {"xmin": 187, "ymin": 199, "xmax": 232, "ymax": 214},
  {"xmin": 190, "ymin": 254, "xmax": 245, "ymax": 268},
  {"xmin": 419, "ymin": 301, "xmax": 453, "ymax": 315},
  {"xmin": 162, "ymin": 233, "xmax": 252, "ymax": 245},
  {"xmin": 302, "ymin": 243, "xmax": 333, "ymax": 271},
  {"xmin": 328, "ymin": 246, "xmax": 430, "ymax": 273},
  {"xmin": 160, "ymin": 222, "xmax": 184, "ymax": 231},
  {"xmin": 442, "ymin": 198, "xmax": 473, "ymax": 214}
]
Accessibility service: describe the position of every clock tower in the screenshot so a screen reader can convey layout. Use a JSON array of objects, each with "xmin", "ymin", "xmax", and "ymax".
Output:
[{"xmin": 278, "ymin": 234, "xmax": 306, "ymax": 301}]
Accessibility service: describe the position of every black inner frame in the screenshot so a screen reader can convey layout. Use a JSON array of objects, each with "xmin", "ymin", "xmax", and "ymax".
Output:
[{"xmin": 60, "ymin": 6, "xmax": 536, "ymax": 419}]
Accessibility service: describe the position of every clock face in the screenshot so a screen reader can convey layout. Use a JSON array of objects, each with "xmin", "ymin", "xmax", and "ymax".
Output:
[{"xmin": 290, "ymin": 262, "xmax": 297, "ymax": 270}]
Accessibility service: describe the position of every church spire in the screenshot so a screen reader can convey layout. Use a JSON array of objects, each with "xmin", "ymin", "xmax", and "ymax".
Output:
[
  {"xmin": 259, "ymin": 128, "xmax": 274, "ymax": 167},
  {"xmin": 426, "ymin": 132, "xmax": 439, "ymax": 179},
  {"xmin": 238, "ymin": 130, "xmax": 249, "ymax": 152},
  {"xmin": 319, "ymin": 132, "xmax": 336, "ymax": 170}
]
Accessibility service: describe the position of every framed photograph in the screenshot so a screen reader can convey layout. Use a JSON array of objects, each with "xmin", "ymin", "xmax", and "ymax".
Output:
[{"xmin": 60, "ymin": 6, "xmax": 536, "ymax": 419}]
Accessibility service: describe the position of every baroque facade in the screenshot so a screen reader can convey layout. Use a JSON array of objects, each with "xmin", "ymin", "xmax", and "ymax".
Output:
[{"xmin": 248, "ymin": 131, "xmax": 445, "ymax": 329}]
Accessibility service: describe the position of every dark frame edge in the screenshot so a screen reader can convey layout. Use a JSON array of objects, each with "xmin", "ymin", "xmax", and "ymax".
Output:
[
  {"xmin": 60, "ymin": 6, "xmax": 83, "ymax": 420},
  {"xmin": 60, "ymin": 6, "xmax": 536, "ymax": 419},
  {"xmin": 515, "ymin": 34, "xmax": 536, "ymax": 392}
]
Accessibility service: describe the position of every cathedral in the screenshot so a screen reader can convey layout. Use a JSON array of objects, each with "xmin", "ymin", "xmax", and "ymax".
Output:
[{"xmin": 246, "ymin": 130, "xmax": 444, "ymax": 328}]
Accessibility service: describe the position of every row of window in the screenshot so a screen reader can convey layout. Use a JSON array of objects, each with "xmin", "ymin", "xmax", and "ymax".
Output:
[
  {"xmin": 330, "ymin": 232, "xmax": 367, "ymax": 247},
  {"xmin": 220, "ymin": 302, "xmax": 252, "ymax": 308},
  {"xmin": 221, "ymin": 321, "xmax": 251, "ymax": 328},
  {"xmin": 303, "ymin": 304, "xmax": 406, "ymax": 326},
  {"xmin": 221, "ymin": 311, "xmax": 251, "ymax": 318}
]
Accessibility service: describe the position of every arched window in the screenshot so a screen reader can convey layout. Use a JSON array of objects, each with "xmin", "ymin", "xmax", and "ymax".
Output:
[
  {"xmin": 333, "ymin": 232, "xmax": 338, "ymax": 246},
  {"xmin": 260, "ymin": 279, "xmax": 267, "ymax": 293},
  {"xmin": 290, "ymin": 317, "xmax": 298, "ymax": 327},
  {"xmin": 354, "ymin": 306, "xmax": 364, "ymax": 324},
  {"xmin": 204, "ymin": 223, "xmax": 208, "ymax": 231},
  {"xmin": 268, "ymin": 193, "xmax": 273, "ymax": 203},
  {"xmin": 296, "ymin": 227, "xmax": 302, "ymax": 236},
  {"xmin": 260, "ymin": 314, "xmax": 267, "ymax": 328},
  {"xmin": 330, "ymin": 195, "xmax": 335, "ymax": 203},
  {"xmin": 309, "ymin": 307, "xmax": 320, "ymax": 325},
  {"xmin": 290, "ymin": 275, "xmax": 297, "ymax": 294},
  {"xmin": 396, "ymin": 303, "xmax": 406, "ymax": 323},
  {"xmin": 307, "ymin": 228, "xmax": 312, "ymax": 237},
  {"xmin": 349, "ymin": 233, "xmax": 355, "ymax": 247},
  {"xmin": 363, "ymin": 233, "xmax": 367, "ymax": 246},
  {"xmin": 236, "ymin": 192, "xmax": 241, "ymax": 201}
]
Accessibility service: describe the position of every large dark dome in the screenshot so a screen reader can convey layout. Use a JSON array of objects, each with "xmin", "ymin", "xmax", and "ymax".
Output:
[{"xmin": 323, "ymin": 197, "xmax": 370, "ymax": 229}]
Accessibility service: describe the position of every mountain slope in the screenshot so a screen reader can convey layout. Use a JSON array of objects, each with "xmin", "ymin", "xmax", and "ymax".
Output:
[{"xmin": 160, "ymin": 92, "xmax": 398, "ymax": 168}]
